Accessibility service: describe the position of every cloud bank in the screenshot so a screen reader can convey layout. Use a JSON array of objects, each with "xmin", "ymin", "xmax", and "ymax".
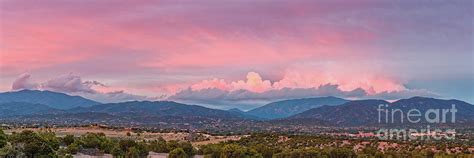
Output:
[
  {"xmin": 169, "ymin": 72, "xmax": 439, "ymax": 110},
  {"xmin": 11, "ymin": 73, "xmax": 39, "ymax": 90},
  {"xmin": 11, "ymin": 73, "xmax": 155, "ymax": 103}
]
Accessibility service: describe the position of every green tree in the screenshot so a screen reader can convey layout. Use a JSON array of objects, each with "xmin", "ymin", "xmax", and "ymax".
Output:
[
  {"xmin": 0, "ymin": 129, "xmax": 6, "ymax": 148},
  {"xmin": 66, "ymin": 143, "xmax": 80, "ymax": 154},
  {"xmin": 329, "ymin": 147, "xmax": 356, "ymax": 158},
  {"xmin": 8, "ymin": 130, "xmax": 55, "ymax": 157},
  {"xmin": 119, "ymin": 139, "xmax": 137, "ymax": 151},
  {"xmin": 251, "ymin": 144, "xmax": 274, "ymax": 158},
  {"xmin": 221, "ymin": 144, "xmax": 243, "ymax": 158},
  {"xmin": 118, "ymin": 139, "xmax": 148, "ymax": 157},
  {"xmin": 149, "ymin": 138, "xmax": 168, "ymax": 153},
  {"xmin": 168, "ymin": 148, "xmax": 188, "ymax": 158},
  {"xmin": 199, "ymin": 144, "xmax": 222, "ymax": 158},
  {"xmin": 62, "ymin": 134, "xmax": 75, "ymax": 146},
  {"xmin": 80, "ymin": 132, "xmax": 108, "ymax": 149},
  {"xmin": 177, "ymin": 141, "xmax": 195, "ymax": 156},
  {"xmin": 220, "ymin": 144, "xmax": 259, "ymax": 158},
  {"xmin": 100, "ymin": 138, "xmax": 118, "ymax": 154},
  {"xmin": 38, "ymin": 131, "xmax": 60, "ymax": 150},
  {"xmin": 111, "ymin": 144, "xmax": 125, "ymax": 157},
  {"xmin": 0, "ymin": 143, "xmax": 20, "ymax": 157}
]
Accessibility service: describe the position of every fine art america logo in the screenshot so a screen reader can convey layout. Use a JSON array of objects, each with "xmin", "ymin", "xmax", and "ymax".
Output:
[{"xmin": 375, "ymin": 104, "xmax": 457, "ymax": 141}]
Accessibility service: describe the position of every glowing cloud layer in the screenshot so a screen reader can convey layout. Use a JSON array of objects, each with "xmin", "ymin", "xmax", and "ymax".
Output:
[
  {"xmin": 170, "ymin": 71, "xmax": 438, "ymax": 109},
  {"xmin": 10, "ymin": 73, "xmax": 154, "ymax": 103},
  {"xmin": 190, "ymin": 71, "xmax": 405, "ymax": 95}
]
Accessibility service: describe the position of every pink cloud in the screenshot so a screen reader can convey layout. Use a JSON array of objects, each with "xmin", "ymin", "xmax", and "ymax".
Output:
[
  {"xmin": 188, "ymin": 69, "xmax": 405, "ymax": 95},
  {"xmin": 274, "ymin": 70, "xmax": 406, "ymax": 94},
  {"xmin": 170, "ymin": 73, "xmax": 437, "ymax": 109},
  {"xmin": 191, "ymin": 78, "xmax": 231, "ymax": 91},
  {"xmin": 230, "ymin": 72, "xmax": 273, "ymax": 93},
  {"xmin": 191, "ymin": 72, "xmax": 273, "ymax": 93},
  {"xmin": 11, "ymin": 73, "xmax": 38, "ymax": 90},
  {"xmin": 39, "ymin": 73, "xmax": 104, "ymax": 94},
  {"xmin": 9, "ymin": 73, "xmax": 155, "ymax": 103}
]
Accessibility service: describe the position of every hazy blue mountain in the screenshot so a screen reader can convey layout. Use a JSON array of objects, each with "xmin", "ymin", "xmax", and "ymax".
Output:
[
  {"xmin": 390, "ymin": 97, "xmax": 474, "ymax": 123},
  {"xmin": 288, "ymin": 99, "xmax": 388, "ymax": 126},
  {"xmin": 227, "ymin": 108, "xmax": 265, "ymax": 120},
  {"xmin": 287, "ymin": 97, "xmax": 474, "ymax": 127},
  {"xmin": 246, "ymin": 96, "xmax": 349, "ymax": 119},
  {"xmin": 0, "ymin": 90, "xmax": 100, "ymax": 109},
  {"xmin": 1, "ymin": 101, "xmax": 257, "ymax": 127},
  {"xmin": 72, "ymin": 101, "xmax": 250, "ymax": 120},
  {"xmin": 228, "ymin": 108, "xmax": 245, "ymax": 114},
  {"xmin": 0, "ymin": 102, "xmax": 64, "ymax": 117}
]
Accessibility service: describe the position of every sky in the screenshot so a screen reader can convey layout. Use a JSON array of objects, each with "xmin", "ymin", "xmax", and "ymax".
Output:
[{"xmin": 1, "ymin": 0, "xmax": 473, "ymax": 110}]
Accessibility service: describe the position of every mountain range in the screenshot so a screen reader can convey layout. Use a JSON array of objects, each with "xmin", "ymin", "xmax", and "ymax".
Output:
[
  {"xmin": 1, "ymin": 90, "xmax": 473, "ymax": 128},
  {"xmin": 71, "ymin": 101, "xmax": 248, "ymax": 120},
  {"xmin": 0, "ymin": 90, "xmax": 100, "ymax": 109},
  {"xmin": 286, "ymin": 97, "xmax": 474, "ymax": 127},
  {"xmin": 246, "ymin": 96, "xmax": 349, "ymax": 119},
  {"xmin": 0, "ymin": 102, "xmax": 63, "ymax": 117}
]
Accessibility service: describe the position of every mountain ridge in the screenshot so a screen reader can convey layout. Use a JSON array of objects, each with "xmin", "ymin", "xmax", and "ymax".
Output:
[
  {"xmin": 286, "ymin": 97, "xmax": 474, "ymax": 127},
  {"xmin": 72, "ymin": 100, "xmax": 252, "ymax": 120},
  {"xmin": 0, "ymin": 102, "xmax": 64, "ymax": 117},
  {"xmin": 0, "ymin": 89, "xmax": 100, "ymax": 109},
  {"xmin": 246, "ymin": 96, "xmax": 349, "ymax": 119}
]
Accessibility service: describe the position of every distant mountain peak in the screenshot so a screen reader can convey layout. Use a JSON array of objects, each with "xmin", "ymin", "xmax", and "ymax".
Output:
[
  {"xmin": 0, "ymin": 90, "xmax": 100, "ymax": 109},
  {"xmin": 73, "ymin": 100, "xmax": 253, "ymax": 120},
  {"xmin": 246, "ymin": 96, "xmax": 349, "ymax": 119},
  {"xmin": 228, "ymin": 108, "xmax": 245, "ymax": 113},
  {"xmin": 0, "ymin": 102, "xmax": 64, "ymax": 117},
  {"xmin": 343, "ymin": 99, "xmax": 389, "ymax": 105},
  {"xmin": 287, "ymin": 97, "xmax": 474, "ymax": 127},
  {"xmin": 400, "ymin": 96, "xmax": 466, "ymax": 103}
]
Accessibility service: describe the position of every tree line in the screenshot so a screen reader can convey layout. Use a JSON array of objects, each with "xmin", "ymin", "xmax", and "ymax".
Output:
[
  {"xmin": 198, "ymin": 134, "xmax": 474, "ymax": 158},
  {"xmin": 1, "ymin": 130, "xmax": 473, "ymax": 158},
  {"xmin": 0, "ymin": 129, "xmax": 193, "ymax": 157}
]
